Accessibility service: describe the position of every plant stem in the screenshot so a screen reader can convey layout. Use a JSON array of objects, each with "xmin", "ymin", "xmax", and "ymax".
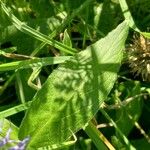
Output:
[
  {"xmin": 0, "ymin": 101, "xmax": 31, "ymax": 119},
  {"xmin": 100, "ymin": 109, "xmax": 136, "ymax": 150},
  {"xmin": 119, "ymin": 0, "xmax": 140, "ymax": 32},
  {"xmin": 84, "ymin": 121, "xmax": 115, "ymax": 150}
]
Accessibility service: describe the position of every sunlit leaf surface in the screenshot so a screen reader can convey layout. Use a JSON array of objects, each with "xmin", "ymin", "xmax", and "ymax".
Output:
[{"xmin": 19, "ymin": 21, "xmax": 129, "ymax": 149}]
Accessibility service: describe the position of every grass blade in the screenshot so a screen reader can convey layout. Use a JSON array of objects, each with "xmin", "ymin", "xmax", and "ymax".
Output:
[
  {"xmin": 0, "ymin": 102, "xmax": 31, "ymax": 119},
  {"xmin": 0, "ymin": 1, "xmax": 77, "ymax": 55},
  {"xmin": 0, "ymin": 56, "xmax": 71, "ymax": 71}
]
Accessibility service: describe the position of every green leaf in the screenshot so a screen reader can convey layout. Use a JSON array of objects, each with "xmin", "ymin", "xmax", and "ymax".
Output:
[
  {"xmin": 19, "ymin": 21, "xmax": 129, "ymax": 149},
  {"xmin": 0, "ymin": 119, "xmax": 19, "ymax": 140},
  {"xmin": 0, "ymin": 56, "xmax": 71, "ymax": 72},
  {"xmin": 0, "ymin": 2, "xmax": 76, "ymax": 55},
  {"xmin": 141, "ymin": 32, "xmax": 150, "ymax": 39},
  {"xmin": 131, "ymin": 138, "xmax": 150, "ymax": 150},
  {"xmin": 0, "ymin": 101, "xmax": 31, "ymax": 119},
  {"xmin": 0, "ymin": 119, "xmax": 19, "ymax": 148},
  {"xmin": 63, "ymin": 29, "xmax": 72, "ymax": 48},
  {"xmin": 94, "ymin": 0, "xmax": 121, "ymax": 35},
  {"xmin": 119, "ymin": 0, "xmax": 140, "ymax": 32},
  {"xmin": 116, "ymin": 81, "xmax": 143, "ymax": 136},
  {"xmin": 15, "ymin": 70, "xmax": 36, "ymax": 103}
]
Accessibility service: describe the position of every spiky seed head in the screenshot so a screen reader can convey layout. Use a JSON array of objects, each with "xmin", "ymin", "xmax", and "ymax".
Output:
[{"xmin": 128, "ymin": 34, "xmax": 150, "ymax": 81}]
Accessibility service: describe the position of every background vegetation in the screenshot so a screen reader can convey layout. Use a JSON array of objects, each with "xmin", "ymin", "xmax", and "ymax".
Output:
[{"xmin": 0, "ymin": 0, "xmax": 150, "ymax": 149}]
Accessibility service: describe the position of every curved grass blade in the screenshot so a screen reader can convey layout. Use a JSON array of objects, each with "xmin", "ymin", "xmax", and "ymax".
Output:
[
  {"xmin": 0, "ymin": 1, "xmax": 77, "ymax": 55},
  {"xmin": 119, "ymin": 0, "xmax": 140, "ymax": 32}
]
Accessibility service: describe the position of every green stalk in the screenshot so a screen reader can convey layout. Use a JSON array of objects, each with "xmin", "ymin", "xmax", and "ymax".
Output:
[
  {"xmin": 119, "ymin": 0, "xmax": 140, "ymax": 32},
  {"xmin": 84, "ymin": 122, "xmax": 108, "ymax": 150},
  {"xmin": 100, "ymin": 109, "xmax": 136, "ymax": 150},
  {"xmin": 16, "ymin": 71, "xmax": 26, "ymax": 104},
  {"xmin": 0, "ymin": 101, "xmax": 31, "ymax": 119},
  {"xmin": 0, "ymin": 74, "xmax": 15, "ymax": 95},
  {"xmin": 0, "ymin": 56, "xmax": 71, "ymax": 72}
]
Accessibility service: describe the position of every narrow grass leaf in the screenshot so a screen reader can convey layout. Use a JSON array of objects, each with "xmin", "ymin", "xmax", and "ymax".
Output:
[
  {"xmin": 0, "ymin": 56, "xmax": 71, "ymax": 72},
  {"xmin": 141, "ymin": 32, "xmax": 150, "ymax": 39},
  {"xmin": 0, "ymin": 2, "xmax": 77, "ymax": 55},
  {"xmin": 0, "ymin": 102, "xmax": 31, "ymax": 119},
  {"xmin": 119, "ymin": 0, "xmax": 139, "ymax": 32}
]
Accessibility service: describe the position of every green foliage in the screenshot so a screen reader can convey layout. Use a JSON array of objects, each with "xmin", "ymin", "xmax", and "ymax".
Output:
[
  {"xmin": 0, "ymin": 119, "xmax": 19, "ymax": 149},
  {"xmin": 115, "ymin": 81, "xmax": 142, "ymax": 136},
  {"xmin": 0, "ymin": 0, "xmax": 150, "ymax": 149},
  {"xmin": 141, "ymin": 32, "xmax": 150, "ymax": 39},
  {"xmin": 18, "ymin": 21, "xmax": 128, "ymax": 149}
]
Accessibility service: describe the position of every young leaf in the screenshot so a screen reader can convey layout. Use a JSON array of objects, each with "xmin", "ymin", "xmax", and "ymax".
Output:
[
  {"xmin": 19, "ymin": 21, "xmax": 129, "ymax": 149},
  {"xmin": 63, "ymin": 29, "xmax": 72, "ymax": 48}
]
